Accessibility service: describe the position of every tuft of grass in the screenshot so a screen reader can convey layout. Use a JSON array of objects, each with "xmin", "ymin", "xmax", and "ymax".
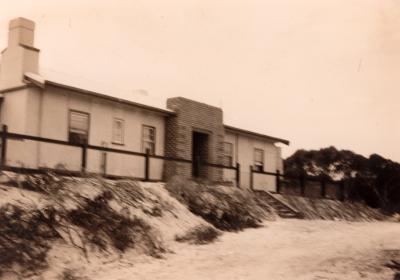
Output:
[
  {"xmin": 58, "ymin": 268, "xmax": 89, "ymax": 280},
  {"xmin": 175, "ymin": 225, "xmax": 221, "ymax": 245}
]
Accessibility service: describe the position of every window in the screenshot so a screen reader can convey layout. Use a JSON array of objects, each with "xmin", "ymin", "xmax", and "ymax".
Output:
[
  {"xmin": 69, "ymin": 110, "xmax": 89, "ymax": 145},
  {"xmin": 254, "ymin": 148, "xmax": 264, "ymax": 172},
  {"xmin": 142, "ymin": 125, "xmax": 156, "ymax": 155},
  {"xmin": 112, "ymin": 118, "xmax": 124, "ymax": 145},
  {"xmin": 223, "ymin": 142, "xmax": 233, "ymax": 167}
]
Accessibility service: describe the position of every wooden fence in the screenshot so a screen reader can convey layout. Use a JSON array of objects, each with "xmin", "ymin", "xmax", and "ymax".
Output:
[
  {"xmin": 250, "ymin": 167, "xmax": 346, "ymax": 200},
  {"xmin": 0, "ymin": 125, "xmax": 239, "ymax": 184},
  {"xmin": 0, "ymin": 125, "xmax": 345, "ymax": 200}
]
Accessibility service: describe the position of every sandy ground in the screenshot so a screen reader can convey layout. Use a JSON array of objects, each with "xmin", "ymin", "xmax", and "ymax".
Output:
[{"xmin": 89, "ymin": 220, "xmax": 400, "ymax": 280}]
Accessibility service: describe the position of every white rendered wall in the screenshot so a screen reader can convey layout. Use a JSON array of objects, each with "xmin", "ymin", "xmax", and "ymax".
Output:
[
  {"xmin": 0, "ymin": 85, "xmax": 166, "ymax": 179},
  {"xmin": 0, "ymin": 87, "xmax": 41, "ymax": 168},
  {"xmin": 37, "ymin": 86, "xmax": 166, "ymax": 179},
  {"xmin": 223, "ymin": 130, "xmax": 284, "ymax": 191}
]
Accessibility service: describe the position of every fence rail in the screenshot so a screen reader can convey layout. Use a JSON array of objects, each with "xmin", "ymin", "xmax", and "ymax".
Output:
[
  {"xmin": 0, "ymin": 125, "xmax": 346, "ymax": 200},
  {"xmin": 250, "ymin": 167, "xmax": 346, "ymax": 200},
  {"xmin": 0, "ymin": 125, "xmax": 240, "ymax": 185}
]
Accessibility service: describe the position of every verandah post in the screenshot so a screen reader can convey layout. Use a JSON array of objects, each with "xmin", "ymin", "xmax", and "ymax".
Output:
[
  {"xmin": 276, "ymin": 169, "xmax": 281, "ymax": 193},
  {"xmin": 1, "ymin": 125, "xmax": 8, "ymax": 168},
  {"xmin": 144, "ymin": 148, "xmax": 150, "ymax": 181},
  {"xmin": 235, "ymin": 162, "xmax": 240, "ymax": 188}
]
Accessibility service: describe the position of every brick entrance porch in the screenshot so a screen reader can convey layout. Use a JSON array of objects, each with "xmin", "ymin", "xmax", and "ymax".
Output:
[{"xmin": 164, "ymin": 97, "xmax": 224, "ymax": 181}]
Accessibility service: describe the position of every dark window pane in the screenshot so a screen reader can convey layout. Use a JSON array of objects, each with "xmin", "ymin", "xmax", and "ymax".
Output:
[
  {"xmin": 254, "ymin": 164, "xmax": 263, "ymax": 172},
  {"xmin": 142, "ymin": 125, "xmax": 156, "ymax": 154},
  {"xmin": 69, "ymin": 131, "xmax": 88, "ymax": 145},
  {"xmin": 254, "ymin": 148, "xmax": 264, "ymax": 172},
  {"xmin": 69, "ymin": 111, "xmax": 89, "ymax": 145}
]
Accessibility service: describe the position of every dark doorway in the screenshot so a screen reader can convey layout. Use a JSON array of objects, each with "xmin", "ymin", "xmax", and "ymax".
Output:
[{"xmin": 192, "ymin": 131, "xmax": 209, "ymax": 178}]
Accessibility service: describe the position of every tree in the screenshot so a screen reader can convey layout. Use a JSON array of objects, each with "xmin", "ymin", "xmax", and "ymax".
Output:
[{"xmin": 284, "ymin": 147, "xmax": 400, "ymax": 212}]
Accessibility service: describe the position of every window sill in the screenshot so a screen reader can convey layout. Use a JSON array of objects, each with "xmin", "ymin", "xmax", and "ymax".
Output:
[{"xmin": 112, "ymin": 142, "xmax": 125, "ymax": 146}]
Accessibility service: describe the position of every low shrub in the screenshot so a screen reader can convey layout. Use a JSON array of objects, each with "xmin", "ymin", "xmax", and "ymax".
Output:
[
  {"xmin": 175, "ymin": 225, "xmax": 221, "ymax": 245},
  {"xmin": 0, "ymin": 204, "xmax": 60, "ymax": 277},
  {"xmin": 5, "ymin": 172, "xmax": 67, "ymax": 194},
  {"xmin": 280, "ymin": 194, "xmax": 387, "ymax": 221},
  {"xmin": 166, "ymin": 176, "xmax": 272, "ymax": 231},
  {"xmin": 67, "ymin": 190, "xmax": 165, "ymax": 256},
  {"xmin": 0, "ymin": 175, "xmax": 170, "ymax": 277}
]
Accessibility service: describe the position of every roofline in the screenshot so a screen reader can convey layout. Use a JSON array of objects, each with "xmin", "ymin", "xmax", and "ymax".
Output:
[
  {"xmin": 42, "ymin": 80, "xmax": 175, "ymax": 116},
  {"xmin": 20, "ymin": 43, "xmax": 40, "ymax": 52},
  {"xmin": 1, "ymin": 44, "xmax": 40, "ymax": 55},
  {"xmin": 0, "ymin": 84, "xmax": 30, "ymax": 93},
  {"xmin": 4, "ymin": 79, "xmax": 287, "ymax": 144},
  {"xmin": 224, "ymin": 125, "xmax": 290, "ymax": 145},
  {"xmin": 168, "ymin": 96, "xmax": 222, "ymax": 111}
]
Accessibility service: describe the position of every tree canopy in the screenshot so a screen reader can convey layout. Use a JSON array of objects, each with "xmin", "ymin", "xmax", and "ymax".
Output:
[{"xmin": 284, "ymin": 147, "xmax": 400, "ymax": 212}]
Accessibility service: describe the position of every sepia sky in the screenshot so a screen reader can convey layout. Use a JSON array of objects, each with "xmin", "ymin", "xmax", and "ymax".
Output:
[{"xmin": 1, "ymin": 0, "xmax": 399, "ymax": 162}]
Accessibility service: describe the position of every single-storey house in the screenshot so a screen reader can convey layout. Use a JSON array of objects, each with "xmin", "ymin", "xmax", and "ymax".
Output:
[{"xmin": 0, "ymin": 17, "xmax": 289, "ymax": 191}]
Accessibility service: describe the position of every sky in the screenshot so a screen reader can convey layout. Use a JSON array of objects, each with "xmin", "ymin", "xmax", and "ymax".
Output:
[{"xmin": 0, "ymin": 0, "xmax": 399, "ymax": 161}]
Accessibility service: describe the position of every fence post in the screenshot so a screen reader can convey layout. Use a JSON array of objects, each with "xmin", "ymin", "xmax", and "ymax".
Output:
[
  {"xmin": 81, "ymin": 143, "xmax": 87, "ymax": 173},
  {"xmin": 101, "ymin": 152, "xmax": 107, "ymax": 177},
  {"xmin": 300, "ymin": 174, "xmax": 305, "ymax": 196},
  {"xmin": 1, "ymin": 125, "xmax": 8, "ymax": 168},
  {"xmin": 144, "ymin": 148, "xmax": 150, "ymax": 181},
  {"xmin": 320, "ymin": 179, "xmax": 326, "ymax": 198},
  {"xmin": 249, "ymin": 165, "xmax": 254, "ymax": 191},
  {"xmin": 276, "ymin": 169, "xmax": 281, "ymax": 193},
  {"xmin": 235, "ymin": 162, "xmax": 240, "ymax": 188}
]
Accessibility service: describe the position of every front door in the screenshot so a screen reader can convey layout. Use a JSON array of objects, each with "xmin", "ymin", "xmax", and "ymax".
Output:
[{"xmin": 192, "ymin": 131, "xmax": 209, "ymax": 178}]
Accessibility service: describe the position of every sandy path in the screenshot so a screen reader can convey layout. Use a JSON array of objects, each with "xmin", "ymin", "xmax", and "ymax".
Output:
[{"xmin": 93, "ymin": 220, "xmax": 400, "ymax": 280}]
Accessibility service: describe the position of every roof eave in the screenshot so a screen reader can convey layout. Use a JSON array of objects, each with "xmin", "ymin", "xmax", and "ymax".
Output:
[
  {"xmin": 43, "ymin": 79, "xmax": 175, "ymax": 116},
  {"xmin": 0, "ymin": 84, "xmax": 31, "ymax": 94},
  {"xmin": 22, "ymin": 73, "xmax": 174, "ymax": 116},
  {"xmin": 224, "ymin": 125, "xmax": 290, "ymax": 145}
]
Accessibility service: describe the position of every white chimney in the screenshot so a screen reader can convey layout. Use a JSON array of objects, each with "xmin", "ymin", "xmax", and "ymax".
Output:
[{"xmin": 0, "ymin": 17, "xmax": 40, "ymax": 90}]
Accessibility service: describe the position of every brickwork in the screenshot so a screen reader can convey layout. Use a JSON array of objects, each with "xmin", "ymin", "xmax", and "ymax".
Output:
[{"xmin": 163, "ymin": 97, "xmax": 224, "ymax": 181}]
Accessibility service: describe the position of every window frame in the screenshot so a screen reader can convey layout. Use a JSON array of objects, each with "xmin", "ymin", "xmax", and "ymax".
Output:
[
  {"xmin": 223, "ymin": 142, "xmax": 234, "ymax": 167},
  {"xmin": 254, "ymin": 148, "xmax": 264, "ymax": 172},
  {"xmin": 112, "ymin": 118, "xmax": 125, "ymax": 145},
  {"xmin": 141, "ymin": 125, "xmax": 156, "ymax": 155},
  {"xmin": 68, "ymin": 110, "xmax": 90, "ymax": 145}
]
